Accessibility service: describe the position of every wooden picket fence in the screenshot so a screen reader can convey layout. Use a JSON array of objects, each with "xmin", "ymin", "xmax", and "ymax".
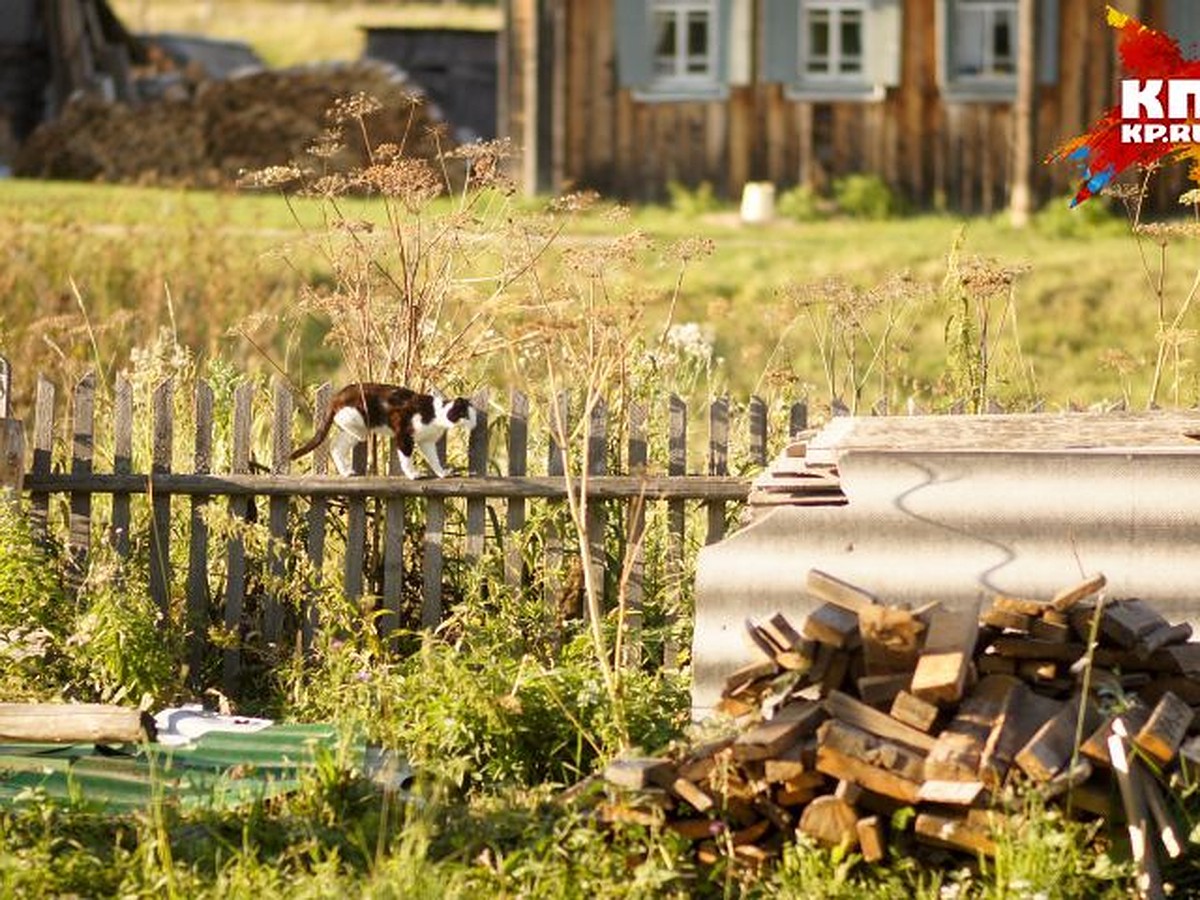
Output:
[{"xmin": 0, "ymin": 357, "xmax": 807, "ymax": 693}]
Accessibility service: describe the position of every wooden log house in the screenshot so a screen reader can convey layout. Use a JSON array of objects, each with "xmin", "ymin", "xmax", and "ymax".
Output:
[{"xmin": 501, "ymin": 0, "xmax": 1200, "ymax": 211}]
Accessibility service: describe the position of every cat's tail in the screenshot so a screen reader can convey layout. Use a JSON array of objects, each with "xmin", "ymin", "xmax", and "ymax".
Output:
[{"xmin": 291, "ymin": 405, "xmax": 338, "ymax": 462}]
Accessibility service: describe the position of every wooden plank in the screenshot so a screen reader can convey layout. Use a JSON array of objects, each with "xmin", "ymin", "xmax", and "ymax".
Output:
[
  {"xmin": 855, "ymin": 815, "xmax": 885, "ymax": 863},
  {"xmin": 465, "ymin": 388, "xmax": 489, "ymax": 562},
  {"xmin": 622, "ymin": 401, "xmax": 647, "ymax": 667},
  {"xmin": 925, "ymin": 675, "xmax": 1034, "ymax": 786},
  {"xmin": 815, "ymin": 721, "xmax": 924, "ymax": 803},
  {"xmin": 0, "ymin": 355, "xmax": 10, "ymax": 418},
  {"xmin": 186, "ymin": 380, "xmax": 213, "ymax": 686},
  {"xmin": 732, "ymin": 701, "xmax": 825, "ymax": 761},
  {"xmin": 381, "ymin": 441, "xmax": 406, "ymax": 650},
  {"xmin": 856, "ymin": 672, "xmax": 911, "ymax": 707},
  {"xmin": 789, "ymin": 401, "xmax": 808, "ymax": 439},
  {"xmin": 264, "ymin": 378, "xmax": 292, "ymax": 645},
  {"xmin": 1108, "ymin": 719, "xmax": 1164, "ymax": 900},
  {"xmin": 222, "ymin": 380, "xmax": 253, "ymax": 696},
  {"xmin": 544, "ymin": 392, "xmax": 568, "ymax": 619},
  {"xmin": 806, "ymin": 569, "xmax": 879, "ymax": 615},
  {"xmin": 803, "ymin": 603, "xmax": 861, "ymax": 649},
  {"xmin": 1100, "ymin": 599, "xmax": 1170, "ymax": 650},
  {"xmin": 0, "ymin": 703, "xmax": 155, "ymax": 743},
  {"xmin": 421, "ymin": 495, "xmax": 446, "ymax": 629},
  {"xmin": 914, "ymin": 812, "xmax": 996, "ymax": 856},
  {"xmin": 110, "ymin": 375, "xmax": 132, "ymax": 557},
  {"xmin": 918, "ymin": 780, "xmax": 987, "ymax": 806},
  {"xmin": 665, "ymin": 394, "xmax": 686, "ymax": 668},
  {"xmin": 911, "ymin": 598, "xmax": 981, "ymax": 706},
  {"xmin": 823, "ymin": 690, "xmax": 937, "ymax": 754},
  {"xmin": 705, "ymin": 396, "xmax": 728, "ymax": 545},
  {"xmin": 148, "ymin": 378, "xmax": 173, "ymax": 619},
  {"xmin": 584, "ymin": 397, "xmax": 607, "ymax": 620},
  {"xmin": 1133, "ymin": 691, "xmax": 1194, "ymax": 766},
  {"xmin": 66, "ymin": 371, "xmax": 94, "ymax": 589},
  {"xmin": 1051, "ymin": 574, "xmax": 1106, "ymax": 612},
  {"xmin": 504, "ymin": 390, "xmax": 528, "ymax": 589},
  {"xmin": 29, "ymin": 376, "xmax": 55, "ymax": 540},
  {"xmin": 798, "ymin": 795, "xmax": 859, "ymax": 848},
  {"xmin": 0, "ymin": 418, "xmax": 22, "ymax": 495},
  {"xmin": 604, "ymin": 757, "xmax": 674, "ymax": 790},
  {"xmin": 344, "ymin": 442, "xmax": 368, "ymax": 601},
  {"xmin": 1015, "ymin": 699, "xmax": 1102, "ymax": 782},
  {"xmin": 859, "ymin": 604, "xmax": 923, "ymax": 674},
  {"xmin": 303, "ymin": 382, "xmax": 332, "ymax": 649},
  {"xmin": 748, "ymin": 395, "xmax": 767, "ymax": 467},
  {"xmin": 890, "ymin": 690, "xmax": 940, "ymax": 733}
]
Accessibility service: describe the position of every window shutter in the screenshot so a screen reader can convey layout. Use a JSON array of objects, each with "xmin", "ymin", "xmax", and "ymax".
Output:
[
  {"xmin": 614, "ymin": 0, "xmax": 653, "ymax": 89},
  {"xmin": 866, "ymin": 0, "xmax": 903, "ymax": 87},
  {"xmin": 1037, "ymin": 0, "xmax": 1060, "ymax": 85},
  {"xmin": 762, "ymin": 0, "xmax": 800, "ymax": 83}
]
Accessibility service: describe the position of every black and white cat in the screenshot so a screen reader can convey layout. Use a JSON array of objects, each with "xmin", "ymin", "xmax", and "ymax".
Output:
[{"xmin": 292, "ymin": 383, "xmax": 477, "ymax": 478}]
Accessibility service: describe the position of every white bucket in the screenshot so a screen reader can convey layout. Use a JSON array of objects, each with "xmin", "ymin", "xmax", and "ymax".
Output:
[{"xmin": 739, "ymin": 181, "xmax": 776, "ymax": 224}]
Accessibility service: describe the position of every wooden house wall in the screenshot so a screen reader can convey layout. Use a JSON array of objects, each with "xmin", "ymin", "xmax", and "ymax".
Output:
[{"xmin": 531, "ymin": 0, "xmax": 1185, "ymax": 211}]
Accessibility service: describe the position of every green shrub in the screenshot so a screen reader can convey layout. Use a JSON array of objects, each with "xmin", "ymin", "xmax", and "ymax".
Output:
[
  {"xmin": 832, "ymin": 173, "xmax": 902, "ymax": 220},
  {"xmin": 1034, "ymin": 193, "xmax": 1123, "ymax": 238},
  {"xmin": 667, "ymin": 180, "xmax": 722, "ymax": 217},
  {"xmin": 777, "ymin": 184, "xmax": 824, "ymax": 222}
]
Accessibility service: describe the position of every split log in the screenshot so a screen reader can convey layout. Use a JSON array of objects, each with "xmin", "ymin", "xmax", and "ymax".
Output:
[
  {"xmin": 0, "ymin": 703, "xmax": 155, "ymax": 744},
  {"xmin": 911, "ymin": 598, "xmax": 981, "ymax": 706}
]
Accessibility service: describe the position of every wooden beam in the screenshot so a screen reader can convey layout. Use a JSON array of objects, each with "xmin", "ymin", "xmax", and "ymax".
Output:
[
  {"xmin": 0, "ymin": 703, "xmax": 155, "ymax": 743},
  {"xmin": 911, "ymin": 598, "xmax": 981, "ymax": 706}
]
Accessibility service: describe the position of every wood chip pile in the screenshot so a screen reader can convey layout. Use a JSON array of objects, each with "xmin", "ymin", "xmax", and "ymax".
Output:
[
  {"xmin": 14, "ymin": 62, "xmax": 446, "ymax": 188},
  {"xmin": 594, "ymin": 570, "xmax": 1200, "ymax": 883}
]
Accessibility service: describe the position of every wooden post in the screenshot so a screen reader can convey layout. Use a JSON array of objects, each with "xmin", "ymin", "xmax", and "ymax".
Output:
[
  {"xmin": 748, "ymin": 395, "xmax": 767, "ymax": 467},
  {"xmin": 1009, "ymin": 0, "xmax": 1037, "ymax": 227},
  {"xmin": 67, "ymin": 371, "xmax": 95, "ymax": 590},
  {"xmin": 504, "ymin": 390, "xmax": 529, "ymax": 589},
  {"xmin": 0, "ymin": 356, "xmax": 19, "ymax": 498},
  {"xmin": 148, "ymin": 378, "xmax": 173, "ymax": 619},
  {"xmin": 706, "ymin": 396, "xmax": 729, "ymax": 544},
  {"xmin": 344, "ymin": 442, "xmax": 368, "ymax": 601},
  {"xmin": 186, "ymin": 380, "xmax": 213, "ymax": 686},
  {"xmin": 381, "ymin": 436, "xmax": 406, "ymax": 648},
  {"xmin": 30, "ymin": 376, "xmax": 55, "ymax": 540},
  {"xmin": 0, "ymin": 355, "xmax": 10, "ymax": 419},
  {"xmin": 111, "ymin": 376, "xmax": 132, "ymax": 557},
  {"xmin": 545, "ymin": 392, "xmax": 569, "ymax": 618},
  {"xmin": 622, "ymin": 401, "xmax": 647, "ymax": 667},
  {"xmin": 222, "ymin": 380, "xmax": 253, "ymax": 696},
  {"xmin": 264, "ymin": 378, "xmax": 292, "ymax": 644},
  {"xmin": 585, "ymin": 397, "xmax": 608, "ymax": 620},
  {"xmin": 303, "ymin": 382, "xmax": 332, "ymax": 650},
  {"xmin": 665, "ymin": 394, "xmax": 687, "ymax": 668},
  {"xmin": 465, "ymin": 388, "xmax": 489, "ymax": 563}
]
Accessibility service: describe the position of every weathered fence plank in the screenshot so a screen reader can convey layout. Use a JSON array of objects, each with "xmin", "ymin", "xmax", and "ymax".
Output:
[
  {"xmin": 264, "ymin": 379, "xmax": 292, "ymax": 644},
  {"xmin": 706, "ymin": 396, "xmax": 729, "ymax": 545},
  {"xmin": 303, "ymin": 383, "xmax": 332, "ymax": 649},
  {"xmin": 111, "ymin": 376, "xmax": 132, "ymax": 557},
  {"xmin": 749, "ymin": 395, "xmax": 767, "ymax": 467},
  {"xmin": 0, "ymin": 355, "xmax": 10, "ymax": 419},
  {"xmin": 222, "ymin": 381, "xmax": 253, "ymax": 695},
  {"xmin": 381, "ymin": 440, "xmax": 406, "ymax": 648},
  {"xmin": 622, "ymin": 401, "xmax": 647, "ymax": 667},
  {"xmin": 790, "ymin": 401, "xmax": 809, "ymax": 438},
  {"xmin": 30, "ymin": 377, "xmax": 54, "ymax": 540},
  {"xmin": 0, "ymin": 356, "xmax": 18, "ymax": 495},
  {"xmin": 505, "ymin": 390, "xmax": 529, "ymax": 588},
  {"xmin": 545, "ymin": 392, "xmax": 568, "ymax": 618},
  {"xmin": 186, "ymin": 380, "xmax": 214, "ymax": 684},
  {"xmin": 465, "ymin": 389, "xmax": 489, "ymax": 562},
  {"xmin": 148, "ymin": 379, "xmax": 174, "ymax": 618},
  {"xmin": 665, "ymin": 393, "xmax": 687, "ymax": 669},
  {"xmin": 68, "ymin": 372, "xmax": 95, "ymax": 587},
  {"xmin": 421, "ymin": 496, "xmax": 445, "ymax": 628},
  {"xmin": 344, "ymin": 442, "xmax": 368, "ymax": 600},
  {"xmin": 585, "ymin": 398, "xmax": 607, "ymax": 621}
]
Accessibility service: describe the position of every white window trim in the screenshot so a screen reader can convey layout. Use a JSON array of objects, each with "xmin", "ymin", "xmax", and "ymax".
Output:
[
  {"xmin": 635, "ymin": 0, "xmax": 728, "ymax": 101},
  {"xmin": 785, "ymin": 0, "xmax": 883, "ymax": 102},
  {"xmin": 942, "ymin": 0, "xmax": 1018, "ymax": 102}
]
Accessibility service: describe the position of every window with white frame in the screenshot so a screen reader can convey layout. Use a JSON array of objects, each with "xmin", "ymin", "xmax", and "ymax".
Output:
[
  {"xmin": 652, "ymin": 0, "xmax": 718, "ymax": 88},
  {"xmin": 950, "ymin": 0, "xmax": 1017, "ymax": 80},
  {"xmin": 802, "ymin": 0, "xmax": 867, "ymax": 80}
]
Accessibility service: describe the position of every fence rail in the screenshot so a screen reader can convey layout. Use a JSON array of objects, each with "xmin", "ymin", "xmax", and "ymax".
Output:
[{"xmin": 0, "ymin": 358, "xmax": 806, "ymax": 695}]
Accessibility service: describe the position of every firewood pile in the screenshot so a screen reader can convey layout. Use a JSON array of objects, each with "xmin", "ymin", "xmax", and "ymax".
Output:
[
  {"xmin": 593, "ymin": 570, "xmax": 1199, "ymax": 886},
  {"xmin": 13, "ymin": 61, "xmax": 447, "ymax": 188}
]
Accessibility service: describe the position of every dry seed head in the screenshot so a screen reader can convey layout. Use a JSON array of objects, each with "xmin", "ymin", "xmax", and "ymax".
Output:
[
  {"xmin": 668, "ymin": 237, "xmax": 716, "ymax": 263},
  {"xmin": 238, "ymin": 164, "xmax": 304, "ymax": 189},
  {"xmin": 1134, "ymin": 221, "xmax": 1200, "ymax": 242},
  {"xmin": 357, "ymin": 158, "xmax": 443, "ymax": 208},
  {"xmin": 306, "ymin": 128, "xmax": 345, "ymax": 160},
  {"xmin": 550, "ymin": 191, "xmax": 601, "ymax": 214},
  {"xmin": 329, "ymin": 92, "xmax": 384, "ymax": 123},
  {"xmin": 1099, "ymin": 347, "xmax": 1140, "ymax": 375},
  {"xmin": 303, "ymin": 173, "xmax": 351, "ymax": 198}
]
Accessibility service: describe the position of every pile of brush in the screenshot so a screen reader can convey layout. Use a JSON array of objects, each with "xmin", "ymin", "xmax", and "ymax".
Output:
[{"xmin": 590, "ymin": 570, "xmax": 1199, "ymax": 889}]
